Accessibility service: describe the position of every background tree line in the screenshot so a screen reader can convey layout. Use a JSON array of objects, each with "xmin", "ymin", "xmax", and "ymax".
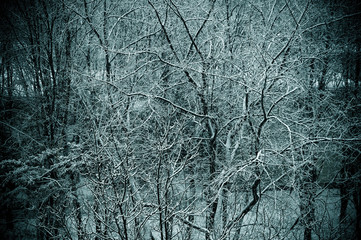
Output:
[{"xmin": 0, "ymin": 0, "xmax": 360, "ymax": 239}]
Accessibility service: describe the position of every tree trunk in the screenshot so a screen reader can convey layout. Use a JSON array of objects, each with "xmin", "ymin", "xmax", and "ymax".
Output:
[{"xmin": 299, "ymin": 162, "xmax": 317, "ymax": 240}]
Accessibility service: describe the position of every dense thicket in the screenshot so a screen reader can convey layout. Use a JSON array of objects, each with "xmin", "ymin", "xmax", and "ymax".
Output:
[{"xmin": 1, "ymin": 0, "xmax": 360, "ymax": 239}]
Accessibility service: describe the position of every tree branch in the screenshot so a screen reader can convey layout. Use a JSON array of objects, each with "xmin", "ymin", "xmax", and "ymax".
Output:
[
  {"xmin": 0, "ymin": 120, "xmax": 45, "ymax": 147},
  {"xmin": 219, "ymin": 178, "xmax": 261, "ymax": 240},
  {"xmin": 99, "ymin": 80, "xmax": 213, "ymax": 119},
  {"xmin": 272, "ymin": 0, "xmax": 310, "ymax": 64},
  {"xmin": 303, "ymin": 11, "xmax": 361, "ymax": 32},
  {"xmin": 143, "ymin": 202, "xmax": 213, "ymax": 239}
]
